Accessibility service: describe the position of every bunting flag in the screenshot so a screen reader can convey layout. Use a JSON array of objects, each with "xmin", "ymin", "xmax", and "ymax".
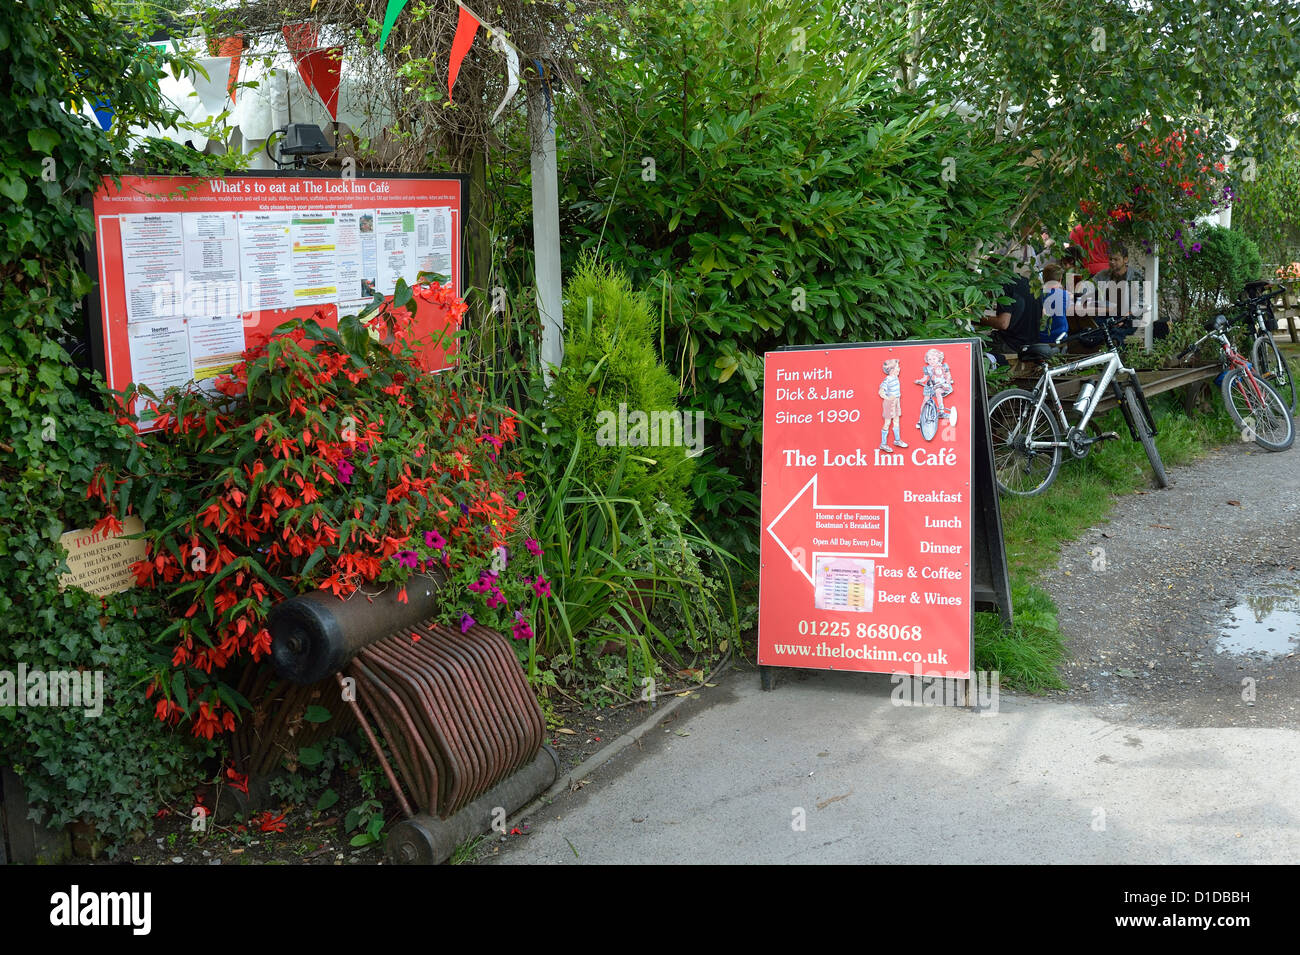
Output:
[
  {"xmin": 212, "ymin": 34, "xmax": 243, "ymax": 104},
  {"xmin": 378, "ymin": 0, "xmax": 411, "ymax": 52},
  {"xmin": 192, "ymin": 56, "xmax": 236, "ymax": 113},
  {"xmin": 295, "ymin": 47, "xmax": 344, "ymax": 121},
  {"xmin": 488, "ymin": 29, "xmax": 519, "ymax": 124},
  {"xmin": 283, "ymin": 22, "xmax": 319, "ymax": 56},
  {"xmin": 448, "ymin": 4, "xmax": 480, "ymax": 103},
  {"xmin": 91, "ymin": 97, "xmax": 114, "ymax": 131}
]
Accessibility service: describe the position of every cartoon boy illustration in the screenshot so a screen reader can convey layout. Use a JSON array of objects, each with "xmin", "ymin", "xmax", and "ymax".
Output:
[
  {"xmin": 879, "ymin": 358, "xmax": 908, "ymax": 452},
  {"xmin": 915, "ymin": 348, "xmax": 957, "ymax": 428}
]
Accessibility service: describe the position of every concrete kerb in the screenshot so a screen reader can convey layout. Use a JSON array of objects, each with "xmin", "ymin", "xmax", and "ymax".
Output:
[{"xmin": 510, "ymin": 656, "xmax": 736, "ymax": 823}]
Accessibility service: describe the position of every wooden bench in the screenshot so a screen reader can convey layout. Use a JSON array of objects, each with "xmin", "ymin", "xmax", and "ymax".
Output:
[{"xmin": 1000, "ymin": 357, "xmax": 1221, "ymax": 415}]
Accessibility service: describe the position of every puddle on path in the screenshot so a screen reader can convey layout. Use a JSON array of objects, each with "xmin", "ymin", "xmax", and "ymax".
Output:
[{"xmin": 1215, "ymin": 582, "xmax": 1300, "ymax": 657}]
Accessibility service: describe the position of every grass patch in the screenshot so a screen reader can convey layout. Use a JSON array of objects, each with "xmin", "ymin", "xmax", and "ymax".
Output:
[
  {"xmin": 975, "ymin": 582, "xmax": 1066, "ymax": 692},
  {"xmin": 973, "ymin": 388, "xmax": 1238, "ymax": 691},
  {"xmin": 449, "ymin": 834, "xmax": 487, "ymax": 865}
]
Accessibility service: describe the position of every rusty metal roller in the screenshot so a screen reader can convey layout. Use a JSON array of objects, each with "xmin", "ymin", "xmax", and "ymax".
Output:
[{"xmin": 269, "ymin": 576, "xmax": 444, "ymax": 684}]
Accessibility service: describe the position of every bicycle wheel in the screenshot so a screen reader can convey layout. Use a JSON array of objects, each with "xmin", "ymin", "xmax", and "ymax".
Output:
[
  {"xmin": 920, "ymin": 399, "xmax": 939, "ymax": 441},
  {"xmin": 1123, "ymin": 385, "xmax": 1168, "ymax": 488},
  {"xmin": 1221, "ymin": 369, "xmax": 1295, "ymax": 451},
  {"xmin": 1251, "ymin": 333, "xmax": 1297, "ymax": 414},
  {"xmin": 987, "ymin": 388, "xmax": 1062, "ymax": 496}
]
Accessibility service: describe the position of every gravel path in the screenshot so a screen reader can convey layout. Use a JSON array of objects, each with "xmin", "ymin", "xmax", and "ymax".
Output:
[{"xmin": 1047, "ymin": 435, "xmax": 1300, "ymax": 727}]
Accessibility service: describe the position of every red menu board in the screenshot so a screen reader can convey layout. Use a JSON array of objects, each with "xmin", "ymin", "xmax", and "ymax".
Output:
[
  {"xmin": 87, "ymin": 173, "xmax": 467, "ymax": 430},
  {"xmin": 758, "ymin": 340, "xmax": 977, "ymax": 679}
]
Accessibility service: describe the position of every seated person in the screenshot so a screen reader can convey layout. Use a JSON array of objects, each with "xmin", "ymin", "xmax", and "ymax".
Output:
[
  {"xmin": 1081, "ymin": 242, "xmax": 1147, "ymax": 342},
  {"xmin": 980, "ymin": 274, "xmax": 1042, "ymax": 360},
  {"xmin": 1040, "ymin": 262, "xmax": 1071, "ymax": 343}
]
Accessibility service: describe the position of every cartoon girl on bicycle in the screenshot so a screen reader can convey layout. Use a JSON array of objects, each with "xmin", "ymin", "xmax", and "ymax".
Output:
[{"xmin": 915, "ymin": 348, "xmax": 957, "ymax": 434}]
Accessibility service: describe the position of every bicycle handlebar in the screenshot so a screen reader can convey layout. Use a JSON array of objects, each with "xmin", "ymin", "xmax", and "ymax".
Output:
[{"xmin": 1232, "ymin": 282, "xmax": 1285, "ymax": 313}]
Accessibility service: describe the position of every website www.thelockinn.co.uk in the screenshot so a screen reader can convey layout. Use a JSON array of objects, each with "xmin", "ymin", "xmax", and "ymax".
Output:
[{"xmin": 771, "ymin": 643, "xmax": 952, "ymax": 665}]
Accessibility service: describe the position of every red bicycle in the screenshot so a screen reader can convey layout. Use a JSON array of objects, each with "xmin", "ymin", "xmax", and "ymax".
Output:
[{"xmin": 1178, "ymin": 314, "xmax": 1294, "ymax": 451}]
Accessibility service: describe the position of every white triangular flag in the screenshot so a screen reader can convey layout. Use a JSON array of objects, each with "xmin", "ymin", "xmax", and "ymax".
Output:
[
  {"xmin": 489, "ymin": 29, "xmax": 520, "ymax": 125},
  {"xmin": 191, "ymin": 56, "xmax": 234, "ymax": 114}
]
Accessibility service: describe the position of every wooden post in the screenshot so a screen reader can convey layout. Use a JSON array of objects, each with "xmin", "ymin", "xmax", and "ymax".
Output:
[
  {"xmin": 1144, "ymin": 247, "xmax": 1158, "ymax": 352},
  {"xmin": 528, "ymin": 80, "xmax": 563, "ymax": 383}
]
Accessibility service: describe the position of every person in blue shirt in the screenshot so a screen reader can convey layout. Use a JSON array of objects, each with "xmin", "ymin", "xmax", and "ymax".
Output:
[{"xmin": 1040, "ymin": 262, "xmax": 1071, "ymax": 343}]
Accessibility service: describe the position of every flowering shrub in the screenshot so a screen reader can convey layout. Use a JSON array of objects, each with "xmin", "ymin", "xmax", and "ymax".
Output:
[
  {"xmin": 102, "ymin": 283, "xmax": 544, "ymax": 737},
  {"xmin": 1081, "ymin": 127, "xmax": 1230, "ymax": 249}
]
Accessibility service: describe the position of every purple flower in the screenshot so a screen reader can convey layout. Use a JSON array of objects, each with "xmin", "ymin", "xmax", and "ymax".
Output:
[
  {"xmin": 396, "ymin": 550, "xmax": 418, "ymax": 569},
  {"xmin": 487, "ymin": 588, "xmax": 507, "ymax": 609},
  {"xmin": 460, "ymin": 502, "xmax": 469, "ymax": 515},
  {"xmin": 469, "ymin": 577, "xmax": 491, "ymax": 594},
  {"xmin": 460, "ymin": 613, "xmax": 475, "ymax": 633},
  {"xmin": 511, "ymin": 618, "xmax": 534, "ymax": 641},
  {"xmin": 424, "ymin": 530, "xmax": 446, "ymax": 550},
  {"xmin": 516, "ymin": 490, "xmax": 526, "ymax": 503},
  {"xmin": 525, "ymin": 538, "xmax": 543, "ymax": 557},
  {"xmin": 337, "ymin": 460, "xmax": 354, "ymax": 485},
  {"xmin": 1191, "ymin": 242, "xmax": 1202, "ymax": 253},
  {"xmin": 532, "ymin": 575, "xmax": 551, "ymax": 598}
]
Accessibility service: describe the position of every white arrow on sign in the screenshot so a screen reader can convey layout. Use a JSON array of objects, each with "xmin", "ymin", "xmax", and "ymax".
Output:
[{"xmin": 765, "ymin": 474, "xmax": 888, "ymax": 586}]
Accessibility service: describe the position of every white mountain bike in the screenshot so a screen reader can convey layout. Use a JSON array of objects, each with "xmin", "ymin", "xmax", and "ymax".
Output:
[{"xmin": 988, "ymin": 316, "xmax": 1168, "ymax": 496}]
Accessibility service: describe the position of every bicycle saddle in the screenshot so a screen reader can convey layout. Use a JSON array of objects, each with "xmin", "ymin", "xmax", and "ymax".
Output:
[{"xmin": 1017, "ymin": 343, "xmax": 1058, "ymax": 362}]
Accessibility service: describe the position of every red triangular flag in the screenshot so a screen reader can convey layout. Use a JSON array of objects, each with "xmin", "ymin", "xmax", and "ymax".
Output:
[
  {"xmin": 283, "ymin": 23, "xmax": 319, "ymax": 57},
  {"xmin": 296, "ymin": 47, "xmax": 343, "ymax": 120},
  {"xmin": 214, "ymin": 35, "xmax": 243, "ymax": 104},
  {"xmin": 448, "ymin": 5, "xmax": 479, "ymax": 103}
]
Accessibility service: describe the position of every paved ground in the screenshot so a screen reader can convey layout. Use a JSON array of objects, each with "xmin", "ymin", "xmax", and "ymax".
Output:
[
  {"xmin": 1052, "ymin": 438, "xmax": 1300, "ymax": 727},
  {"xmin": 490, "ymin": 437, "xmax": 1300, "ymax": 865},
  {"xmin": 490, "ymin": 669, "xmax": 1299, "ymax": 864}
]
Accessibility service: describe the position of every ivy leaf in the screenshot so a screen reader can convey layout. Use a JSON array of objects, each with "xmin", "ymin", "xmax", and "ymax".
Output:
[
  {"xmin": 0, "ymin": 176, "xmax": 28, "ymax": 203},
  {"xmin": 303, "ymin": 704, "xmax": 332, "ymax": 724},
  {"xmin": 27, "ymin": 128, "xmax": 58, "ymax": 153}
]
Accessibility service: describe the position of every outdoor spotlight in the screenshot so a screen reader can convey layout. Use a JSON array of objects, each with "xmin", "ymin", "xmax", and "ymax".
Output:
[
  {"xmin": 279, "ymin": 123, "xmax": 332, "ymax": 157},
  {"xmin": 266, "ymin": 123, "xmax": 334, "ymax": 168}
]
